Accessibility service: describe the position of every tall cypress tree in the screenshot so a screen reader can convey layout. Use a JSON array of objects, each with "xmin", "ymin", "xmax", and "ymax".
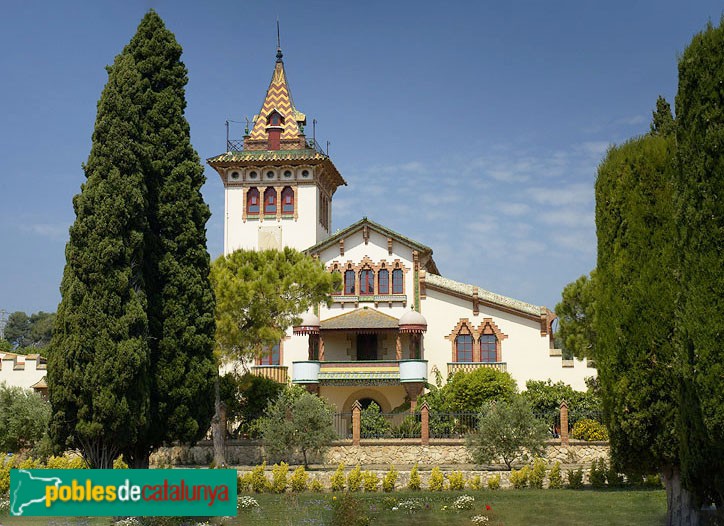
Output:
[
  {"xmin": 674, "ymin": 17, "xmax": 724, "ymax": 510},
  {"xmin": 50, "ymin": 11, "xmax": 216, "ymax": 468},
  {"xmin": 595, "ymin": 102, "xmax": 684, "ymax": 520},
  {"xmin": 49, "ymin": 52, "xmax": 152, "ymax": 468},
  {"xmin": 122, "ymin": 11, "xmax": 216, "ymax": 468}
]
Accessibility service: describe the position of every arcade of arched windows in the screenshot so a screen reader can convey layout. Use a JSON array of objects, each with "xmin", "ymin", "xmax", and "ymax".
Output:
[
  {"xmin": 327, "ymin": 257, "xmax": 408, "ymax": 297},
  {"xmin": 445, "ymin": 318, "xmax": 508, "ymax": 363},
  {"xmin": 243, "ymin": 186, "xmax": 297, "ymax": 222}
]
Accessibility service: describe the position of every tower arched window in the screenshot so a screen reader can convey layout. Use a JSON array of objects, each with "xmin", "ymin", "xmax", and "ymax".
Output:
[
  {"xmin": 392, "ymin": 268, "xmax": 404, "ymax": 294},
  {"xmin": 480, "ymin": 334, "xmax": 498, "ymax": 362},
  {"xmin": 264, "ymin": 187, "xmax": 277, "ymax": 214},
  {"xmin": 281, "ymin": 186, "xmax": 294, "ymax": 214},
  {"xmin": 344, "ymin": 270, "xmax": 356, "ymax": 295},
  {"xmin": 247, "ymin": 187, "xmax": 260, "ymax": 215},
  {"xmin": 359, "ymin": 268, "xmax": 375, "ymax": 295},
  {"xmin": 455, "ymin": 333, "xmax": 473, "ymax": 362},
  {"xmin": 378, "ymin": 269, "xmax": 389, "ymax": 295}
]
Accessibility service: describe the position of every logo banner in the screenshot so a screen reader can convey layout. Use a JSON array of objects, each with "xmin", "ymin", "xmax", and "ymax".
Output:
[{"xmin": 10, "ymin": 469, "xmax": 237, "ymax": 517}]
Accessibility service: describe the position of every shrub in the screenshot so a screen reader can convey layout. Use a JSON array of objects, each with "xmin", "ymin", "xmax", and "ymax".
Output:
[
  {"xmin": 0, "ymin": 383, "xmax": 51, "ymax": 452},
  {"xmin": 220, "ymin": 372, "xmax": 284, "ymax": 438},
  {"xmin": 250, "ymin": 463, "xmax": 270, "ymax": 493},
  {"xmin": 529, "ymin": 458, "xmax": 547, "ymax": 489},
  {"xmin": 238, "ymin": 495, "xmax": 260, "ymax": 511},
  {"xmin": 510, "ymin": 466, "xmax": 530, "ymax": 489},
  {"xmin": 362, "ymin": 471, "xmax": 379, "ymax": 492},
  {"xmin": 310, "ymin": 478, "xmax": 323, "ymax": 493},
  {"xmin": 548, "ymin": 462, "xmax": 563, "ymax": 489},
  {"xmin": 571, "ymin": 418, "xmax": 609, "ymax": 441},
  {"xmin": 452, "ymin": 494, "xmax": 475, "ymax": 510},
  {"xmin": 606, "ymin": 462, "xmax": 624, "ymax": 487},
  {"xmin": 271, "ymin": 462, "xmax": 289, "ymax": 493},
  {"xmin": 382, "ymin": 465, "xmax": 397, "ymax": 492},
  {"xmin": 260, "ymin": 387, "xmax": 337, "ymax": 466},
  {"xmin": 589, "ymin": 458, "xmax": 607, "ymax": 488},
  {"xmin": 347, "ymin": 464, "xmax": 362, "ymax": 492},
  {"xmin": 446, "ymin": 367, "xmax": 518, "ymax": 412},
  {"xmin": 408, "ymin": 464, "xmax": 421, "ymax": 490},
  {"xmin": 112, "ymin": 455, "xmax": 128, "ymax": 469},
  {"xmin": 467, "ymin": 475, "xmax": 482, "ymax": 490},
  {"xmin": 428, "ymin": 466, "xmax": 445, "ymax": 491},
  {"xmin": 566, "ymin": 468, "xmax": 584, "ymax": 489},
  {"xmin": 0, "ymin": 455, "xmax": 15, "ymax": 494},
  {"xmin": 393, "ymin": 415, "xmax": 421, "ymax": 438},
  {"xmin": 467, "ymin": 395, "xmax": 549, "ymax": 469},
  {"xmin": 447, "ymin": 471, "xmax": 466, "ymax": 490},
  {"xmin": 237, "ymin": 473, "xmax": 252, "ymax": 493},
  {"xmin": 46, "ymin": 453, "xmax": 87, "ymax": 470},
  {"xmin": 330, "ymin": 463, "xmax": 346, "ymax": 492},
  {"xmin": 289, "ymin": 465, "xmax": 308, "ymax": 492},
  {"xmin": 330, "ymin": 492, "xmax": 369, "ymax": 526},
  {"xmin": 360, "ymin": 402, "xmax": 391, "ymax": 438},
  {"xmin": 486, "ymin": 474, "xmax": 500, "ymax": 490}
]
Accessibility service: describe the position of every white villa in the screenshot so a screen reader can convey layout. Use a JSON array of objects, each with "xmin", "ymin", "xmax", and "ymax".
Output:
[{"xmin": 207, "ymin": 46, "xmax": 594, "ymax": 414}]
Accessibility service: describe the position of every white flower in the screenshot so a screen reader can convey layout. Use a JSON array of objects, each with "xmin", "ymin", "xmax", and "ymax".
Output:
[
  {"xmin": 472, "ymin": 515, "xmax": 490, "ymax": 525},
  {"xmin": 453, "ymin": 494, "xmax": 475, "ymax": 510}
]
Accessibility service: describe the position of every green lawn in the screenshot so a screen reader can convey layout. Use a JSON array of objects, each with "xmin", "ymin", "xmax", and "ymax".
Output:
[{"xmin": 2, "ymin": 488, "xmax": 667, "ymax": 526}]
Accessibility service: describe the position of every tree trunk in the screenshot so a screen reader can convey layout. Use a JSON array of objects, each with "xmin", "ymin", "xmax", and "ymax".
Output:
[
  {"xmin": 662, "ymin": 466, "xmax": 700, "ymax": 526},
  {"xmin": 124, "ymin": 443, "xmax": 151, "ymax": 469},
  {"xmin": 211, "ymin": 375, "xmax": 227, "ymax": 467}
]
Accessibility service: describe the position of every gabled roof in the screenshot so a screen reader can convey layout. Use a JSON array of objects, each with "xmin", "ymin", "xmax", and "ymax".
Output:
[
  {"xmin": 425, "ymin": 272, "xmax": 546, "ymax": 318},
  {"xmin": 321, "ymin": 308, "xmax": 399, "ymax": 331},
  {"xmin": 306, "ymin": 217, "xmax": 440, "ymax": 273}
]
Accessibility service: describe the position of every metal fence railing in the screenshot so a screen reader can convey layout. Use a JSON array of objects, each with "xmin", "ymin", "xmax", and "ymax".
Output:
[
  {"xmin": 333, "ymin": 412, "xmax": 352, "ymax": 439},
  {"xmin": 428, "ymin": 412, "xmax": 478, "ymax": 439},
  {"xmin": 360, "ymin": 412, "xmax": 421, "ymax": 439}
]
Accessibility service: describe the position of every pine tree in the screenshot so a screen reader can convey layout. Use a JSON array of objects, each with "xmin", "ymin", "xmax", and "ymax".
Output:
[
  {"xmin": 49, "ymin": 52, "xmax": 151, "ymax": 468},
  {"xmin": 674, "ymin": 17, "xmax": 724, "ymax": 511},
  {"xmin": 49, "ymin": 10, "xmax": 216, "ymax": 468}
]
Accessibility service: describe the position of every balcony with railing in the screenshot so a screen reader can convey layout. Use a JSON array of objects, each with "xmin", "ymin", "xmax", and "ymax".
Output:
[
  {"xmin": 447, "ymin": 361, "xmax": 507, "ymax": 376},
  {"xmin": 250, "ymin": 365, "xmax": 289, "ymax": 384},
  {"xmin": 225, "ymin": 136, "xmax": 326, "ymax": 156},
  {"xmin": 292, "ymin": 359, "xmax": 427, "ymax": 385}
]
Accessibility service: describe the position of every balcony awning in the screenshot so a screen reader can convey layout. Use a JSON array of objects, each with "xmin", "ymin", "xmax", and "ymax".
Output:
[{"xmin": 321, "ymin": 308, "xmax": 399, "ymax": 334}]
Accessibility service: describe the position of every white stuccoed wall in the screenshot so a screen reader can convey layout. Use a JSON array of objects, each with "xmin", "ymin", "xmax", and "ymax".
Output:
[{"xmin": 0, "ymin": 353, "xmax": 46, "ymax": 391}]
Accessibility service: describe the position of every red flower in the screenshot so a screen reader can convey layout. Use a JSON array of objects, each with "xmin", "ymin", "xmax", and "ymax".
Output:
[{"xmin": 486, "ymin": 505, "xmax": 492, "ymax": 511}]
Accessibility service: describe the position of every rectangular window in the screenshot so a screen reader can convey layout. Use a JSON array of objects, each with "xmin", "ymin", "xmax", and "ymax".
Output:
[
  {"xmin": 344, "ymin": 270, "xmax": 356, "ymax": 295},
  {"xmin": 360, "ymin": 269, "xmax": 374, "ymax": 295},
  {"xmin": 456, "ymin": 335, "xmax": 473, "ymax": 362},
  {"xmin": 259, "ymin": 343, "xmax": 280, "ymax": 365},
  {"xmin": 378, "ymin": 270, "xmax": 389, "ymax": 294},
  {"xmin": 480, "ymin": 334, "xmax": 497, "ymax": 362},
  {"xmin": 392, "ymin": 269, "xmax": 404, "ymax": 294}
]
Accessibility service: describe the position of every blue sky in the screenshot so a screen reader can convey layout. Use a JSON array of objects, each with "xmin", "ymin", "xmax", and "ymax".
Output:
[{"xmin": 1, "ymin": 1, "xmax": 722, "ymax": 315}]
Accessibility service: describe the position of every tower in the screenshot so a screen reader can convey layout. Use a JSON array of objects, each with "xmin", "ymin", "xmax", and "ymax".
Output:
[{"xmin": 208, "ymin": 45, "xmax": 346, "ymax": 254}]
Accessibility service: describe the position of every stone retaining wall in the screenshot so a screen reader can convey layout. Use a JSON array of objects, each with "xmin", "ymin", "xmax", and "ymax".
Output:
[{"xmin": 151, "ymin": 440, "xmax": 609, "ymax": 469}]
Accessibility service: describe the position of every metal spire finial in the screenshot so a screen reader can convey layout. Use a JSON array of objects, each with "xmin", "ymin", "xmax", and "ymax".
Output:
[{"xmin": 276, "ymin": 19, "xmax": 283, "ymax": 63}]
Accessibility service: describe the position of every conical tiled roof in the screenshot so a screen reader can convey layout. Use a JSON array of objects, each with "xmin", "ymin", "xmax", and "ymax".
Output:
[{"xmin": 249, "ymin": 54, "xmax": 306, "ymax": 142}]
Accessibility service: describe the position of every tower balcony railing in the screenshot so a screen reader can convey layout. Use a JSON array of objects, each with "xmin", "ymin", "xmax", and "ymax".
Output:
[
  {"xmin": 226, "ymin": 139, "xmax": 245, "ymax": 152},
  {"xmin": 225, "ymin": 137, "xmax": 326, "ymax": 155}
]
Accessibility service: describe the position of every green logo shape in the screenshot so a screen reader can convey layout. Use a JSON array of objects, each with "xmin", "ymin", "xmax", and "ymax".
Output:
[{"xmin": 10, "ymin": 469, "xmax": 237, "ymax": 517}]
